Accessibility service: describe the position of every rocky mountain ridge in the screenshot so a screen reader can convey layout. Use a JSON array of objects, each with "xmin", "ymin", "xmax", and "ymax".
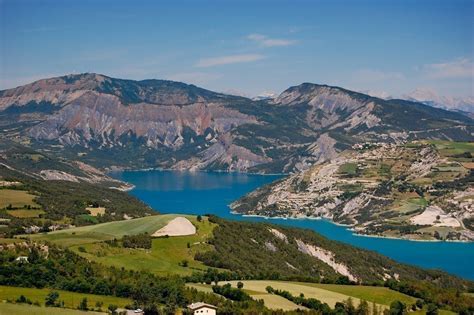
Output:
[{"xmin": 1, "ymin": 73, "xmax": 473, "ymax": 173}]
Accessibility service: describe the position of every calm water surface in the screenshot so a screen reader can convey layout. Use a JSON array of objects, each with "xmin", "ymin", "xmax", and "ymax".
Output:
[{"xmin": 111, "ymin": 170, "xmax": 474, "ymax": 280}]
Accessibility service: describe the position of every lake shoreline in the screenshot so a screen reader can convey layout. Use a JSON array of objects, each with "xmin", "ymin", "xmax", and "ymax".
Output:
[
  {"xmin": 111, "ymin": 169, "xmax": 474, "ymax": 280},
  {"xmin": 236, "ymin": 212, "xmax": 470, "ymax": 243}
]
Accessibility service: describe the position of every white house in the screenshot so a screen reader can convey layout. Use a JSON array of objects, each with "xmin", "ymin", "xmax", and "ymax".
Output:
[
  {"xmin": 187, "ymin": 302, "xmax": 217, "ymax": 315},
  {"xmin": 15, "ymin": 256, "xmax": 29, "ymax": 263}
]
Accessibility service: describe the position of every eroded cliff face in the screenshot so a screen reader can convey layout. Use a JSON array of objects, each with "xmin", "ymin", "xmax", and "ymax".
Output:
[
  {"xmin": 27, "ymin": 91, "xmax": 257, "ymax": 149},
  {"xmin": 274, "ymin": 84, "xmax": 381, "ymax": 131},
  {"xmin": 1, "ymin": 74, "xmax": 472, "ymax": 173}
]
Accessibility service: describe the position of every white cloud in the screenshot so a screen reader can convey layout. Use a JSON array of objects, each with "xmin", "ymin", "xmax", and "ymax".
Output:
[
  {"xmin": 195, "ymin": 54, "xmax": 265, "ymax": 67},
  {"xmin": 422, "ymin": 58, "xmax": 474, "ymax": 79},
  {"xmin": 247, "ymin": 33, "xmax": 296, "ymax": 47},
  {"xmin": 166, "ymin": 72, "xmax": 221, "ymax": 85}
]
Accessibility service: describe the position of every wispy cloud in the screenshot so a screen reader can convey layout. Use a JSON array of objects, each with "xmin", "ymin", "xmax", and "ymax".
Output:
[
  {"xmin": 247, "ymin": 33, "xmax": 296, "ymax": 47},
  {"xmin": 422, "ymin": 58, "xmax": 473, "ymax": 79},
  {"xmin": 195, "ymin": 54, "xmax": 265, "ymax": 67}
]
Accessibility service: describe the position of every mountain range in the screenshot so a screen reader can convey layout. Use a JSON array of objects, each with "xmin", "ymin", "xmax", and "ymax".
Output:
[
  {"xmin": 0, "ymin": 73, "xmax": 473, "ymax": 174},
  {"xmin": 403, "ymin": 88, "xmax": 474, "ymax": 114}
]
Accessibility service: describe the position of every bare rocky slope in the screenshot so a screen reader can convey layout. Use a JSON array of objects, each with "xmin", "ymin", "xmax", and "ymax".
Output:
[
  {"xmin": 232, "ymin": 141, "xmax": 474, "ymax": 241},
  {"xmin": 1, "ymin": 73, "xmax": 473, "ymax": 173}
]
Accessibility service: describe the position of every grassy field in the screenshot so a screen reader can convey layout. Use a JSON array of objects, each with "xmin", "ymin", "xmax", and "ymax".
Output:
[
  {"xmin": 6, "ymin": 209, "xmax": 44, "ymax": 218},
  {"xmin": 86, "ymin": 207, "xmax": 106, "ymax": 216},
  {"xmin": 0, "ymin": 189, "xmax": 40, "ymax": 209},
  {"xmin": 191, "ymin": 280, "xmax": 417, "ymax": 310},
  {"xmin": 0, "ymin": 237, "xmax": 23, "ymax": 244},
  {"xmin": 338, "ymin": 163, "xmax": 358, "ymax": 176},
  {"xmin": 0, "ymin": 285, "xmax": 131, "ymax": 310},
  {"xmin": 429, "ymin": 140, "xmax": 474, "ymax": 157},
  {"xmin": 70, "ymin": 216, "xmax": 217, "ymax": 276},
  {"xmin": 0, "ymin": 303, "xmax": 106, "ymax": 315},
  {"xmin": 302, "ymin": 283, "xmax": 416, "ymax": 306},
  {"xmin": 27, "ymin": 214, "xmax": 218, "ymax": 276},
  {"xmin": 186, "ymin": 283, "xmax": 303, "ymax": 311},
  {"xmin": 28, "ymin": 214, "xmax": 182, "ymax": 246}
]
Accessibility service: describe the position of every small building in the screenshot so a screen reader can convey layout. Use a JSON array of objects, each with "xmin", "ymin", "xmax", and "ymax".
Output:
[
  {"xmin": 25, "ymin": 225, "xmax": 41, "ymax": 234},
  {"xmin": 15, "ymin": 256, "xmax": 29, "ymax": 263},
  {"xmin": 188, "ymin": 302, "xmax": 217, "ymax": 315}
]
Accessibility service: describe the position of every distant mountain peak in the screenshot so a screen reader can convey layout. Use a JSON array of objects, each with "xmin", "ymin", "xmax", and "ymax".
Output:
[{"xmin": 403, "ymin": 88, "xmax": 474, "ymax": 113}]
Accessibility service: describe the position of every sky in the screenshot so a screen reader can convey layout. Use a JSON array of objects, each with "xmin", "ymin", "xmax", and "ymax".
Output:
[{"xmin": 1, "ymin": 0, "xmax": 473, "ymax": 99}]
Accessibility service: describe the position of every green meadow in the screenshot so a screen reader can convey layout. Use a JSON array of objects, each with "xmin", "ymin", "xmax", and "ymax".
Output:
[
  {"xmin": 0, "ymin": 303, "xmax": 105, "ymax": 315},
  {"xmin": 0, "ymin": 285, "xmax": 131, "ymax": 310},
  {"xmin": 27, "ymin": 214, "xmax": 217, "ymax": 276},
  {"xmin": 28, "ymin": 214, "xmax": 181, "ymax": 246}
]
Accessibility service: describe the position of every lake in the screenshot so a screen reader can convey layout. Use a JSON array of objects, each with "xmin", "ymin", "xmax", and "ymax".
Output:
[{"xmin": 111, "ymin": 170, "xmax": 474, "ymax": 280}]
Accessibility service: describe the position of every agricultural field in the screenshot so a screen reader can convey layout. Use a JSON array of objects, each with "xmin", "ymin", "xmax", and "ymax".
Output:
[
  {"xmin": 338, "ymin": 163, "xmax": 358, "ymax": 177},
  {"xmin": 6, "ymin": 209, "xmax": 44, "ymax": 218},
  {"xmin": 0, "ymin": 303, "xmax": 105, "ymax": 315},
  {"xmin": 0, "ymin": 285, "xmax": 131, "ymax": 310},
  {"xmin": 190, "ymin": 280, "xmax": 417, "ymax": 310},
  {"xmin": 27, "ymin": 214, "xmax": 217, "ymax": 276},
  {"xmin": 0, "ymin": 237, "xmax": 22, "ymax": 245},
  {"xmin": 299, "ymin": 283, "xmax": 416, "ymax": 306},
  {"xmin": 0, "ymin": 189, "xmax": 40, "ymax": 209},
  {"xmin": 28, "ymin": 214, "xmax": 181, "ymax": 246},
  {"xmin": 86, "ymin": 207, "xmax": 106, "ymax": 216},
  {"xmin": 428, "ymin": 140, "xmax": 474, "ymax": 159},
  {"xmin": 187, "ymin": 283, "xmax": 302, "ymax": 311}
]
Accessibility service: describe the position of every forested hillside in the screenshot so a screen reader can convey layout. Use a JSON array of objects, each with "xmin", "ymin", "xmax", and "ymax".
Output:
[{"xmin": 196, "ymin": 217, "xmax": 472, "ymax": 288}]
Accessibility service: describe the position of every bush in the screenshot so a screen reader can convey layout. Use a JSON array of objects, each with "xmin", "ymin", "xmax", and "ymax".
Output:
[
  {"xmin": 78, "ymin": 297, "xmax": 88, "ymax": 311},
  {"xmin": 122, "ymin": 233, "xmax": 152, "ymax": 249},
  {"xmin": 45, "ymin": 291, "xmax": 59, "ymax": 307}
]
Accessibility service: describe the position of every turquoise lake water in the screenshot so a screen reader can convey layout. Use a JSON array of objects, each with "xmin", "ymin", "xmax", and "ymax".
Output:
[{"xmin": 111, "ymin": 170, "xmax": 474, "ymax": 280}]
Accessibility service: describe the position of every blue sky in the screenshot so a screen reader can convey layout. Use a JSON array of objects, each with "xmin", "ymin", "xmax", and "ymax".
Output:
[{"xmin": 1, "ymin": 0, "xmax": 473, "ymax": 98}]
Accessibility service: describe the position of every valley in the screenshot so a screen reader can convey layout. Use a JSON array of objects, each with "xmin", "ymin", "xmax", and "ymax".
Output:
[
  {"xmin": 0, "ymin": 74, "xmax": 473, "ymax": 314},
  {"xmin": 2, "ymin": 1, "xmax": 473, "ymax": 313}
]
